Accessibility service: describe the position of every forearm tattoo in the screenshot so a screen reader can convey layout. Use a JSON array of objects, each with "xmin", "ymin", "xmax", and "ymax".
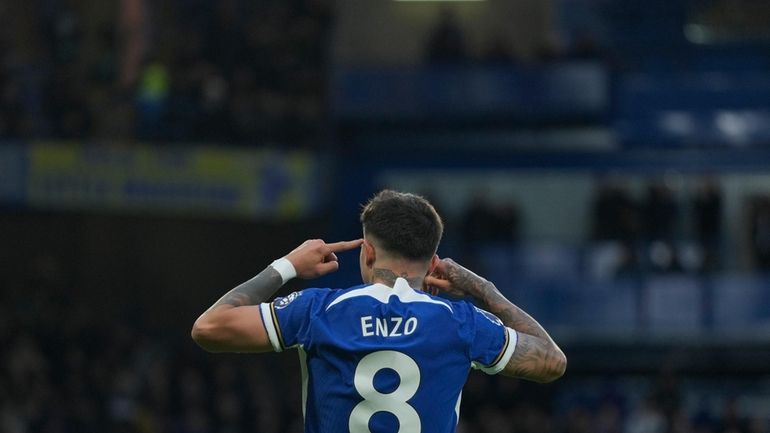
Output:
[
  {"xmin": 444, "ymin": 262, "xmax": 564, "ymax": 381},
  {"xmin": 207, "ymin": 266, "xmax": 284, "ymax": 311},
  {"xmin": 505, "ymin": 332, "xmax": 565, "ymax": 382}
]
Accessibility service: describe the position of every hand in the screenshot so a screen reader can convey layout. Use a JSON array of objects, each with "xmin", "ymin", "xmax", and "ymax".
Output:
[
  {"xmin": 285, "ymin": 239, "xmax": 363, "ymax": 279},
  {"xmin": 424, "ymin": 257, "xmax": 490, "ymax": 299}
]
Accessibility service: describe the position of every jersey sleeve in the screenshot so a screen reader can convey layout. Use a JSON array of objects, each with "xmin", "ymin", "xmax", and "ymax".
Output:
[
  {"xmin": 259, "ymin": 289, "xmax": 321, "ymax": 352},
  {"xmin": 468, "ymin": 305, "xmax": 518, "ymax": 375}
]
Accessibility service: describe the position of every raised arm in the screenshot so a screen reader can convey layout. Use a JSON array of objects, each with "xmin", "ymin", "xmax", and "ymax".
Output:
[
  {"xmin": 425, "ymin": 258, "xmax": 567, "ymax": 383},
  {"xmin": 191, "ymin": 239, "xmax": 363, "ymax": 353}
]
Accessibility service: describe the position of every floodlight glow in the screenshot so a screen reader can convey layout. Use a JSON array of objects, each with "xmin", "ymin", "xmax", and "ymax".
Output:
[{"xmin": 395, "ymin": 0, "xmax": 485, "ymax": 2}]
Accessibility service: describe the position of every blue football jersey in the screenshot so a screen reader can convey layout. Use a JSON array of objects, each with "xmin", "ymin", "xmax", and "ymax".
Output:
[{"xmin": 259, "ymin": 277, "xmax": 517, "ymax": 433}]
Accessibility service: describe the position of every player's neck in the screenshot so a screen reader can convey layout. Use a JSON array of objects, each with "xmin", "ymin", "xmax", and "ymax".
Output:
[{"xmin": 371, "ymin": 267, "xmax": 424, "ymax": 289}]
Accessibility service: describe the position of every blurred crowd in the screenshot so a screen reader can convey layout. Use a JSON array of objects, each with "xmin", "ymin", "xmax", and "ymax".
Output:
[
  {"xmin": 0, "ymin": 0, "xmax": 611, "ymax": 145},
  {"xmin": 443, "ymin": 175, "xmax": 733, "ymax": 279},
  {"xmin": 424, "ymin": 9, "xmax": 605, "ymax": 66},
  {"xmin": 0, "ymin": 0, "xmax": 331, "ymax": 144},
  {"xmin": 588, "ymin": 176, "xmax": 724, "ymax": 276},
  {"xmin": 587, "ymin": 176, "xmax": 770, "ymax": 275}
]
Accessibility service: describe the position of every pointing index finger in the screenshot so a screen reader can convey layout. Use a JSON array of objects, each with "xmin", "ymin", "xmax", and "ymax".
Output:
[{"xmin": 326, "ymin": 239, "xmax": 364, "ymax": 253}]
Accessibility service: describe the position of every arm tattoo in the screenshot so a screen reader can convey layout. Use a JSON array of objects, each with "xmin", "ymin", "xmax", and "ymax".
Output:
[
  {"xmin": 445, "ymin": 262, "xmax": 565, "ymax": 382},
  {"xmin": 506, "ymin": 333, "xmax": 565, "ymax": 382},
  {"xmin": 373, "ymin": 268, "xmax": 423, "ymax": 288},
  {"xmin": 207, "ymin": 266, "xmax": 284, "ymax": 311}
]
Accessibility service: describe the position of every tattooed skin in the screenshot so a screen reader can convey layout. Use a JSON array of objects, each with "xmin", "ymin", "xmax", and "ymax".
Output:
[
  {"xmin": 439, "ymin": 259, "xmax": 566, "ymax": 383},
  {"xmin": 372, "ymin": 268, "xmax": 423, "ymax": 288},
  {"xmin": 207, "ymin": 267, "xmax": 283, "ymax": 311}
]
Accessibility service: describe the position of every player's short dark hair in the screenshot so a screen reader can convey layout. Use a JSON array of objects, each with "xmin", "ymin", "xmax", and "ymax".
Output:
[{"xmin": 360, "ymin": 190, "xmax": 443, "ymax": 261}]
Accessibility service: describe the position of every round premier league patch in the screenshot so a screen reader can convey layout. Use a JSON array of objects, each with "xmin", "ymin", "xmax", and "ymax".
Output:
[{"xmin": 274, "ymin": 291, "xmax": 302, "ymax": 309}]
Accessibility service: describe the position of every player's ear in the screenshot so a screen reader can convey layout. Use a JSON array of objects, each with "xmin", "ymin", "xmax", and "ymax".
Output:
[
  {"xmin": 427, "ymin": 254, "xmax": 439, "ymax": 275},
  {"xmin": 363, "ymin": 239, "xmax": 376, "ymax": 268}
]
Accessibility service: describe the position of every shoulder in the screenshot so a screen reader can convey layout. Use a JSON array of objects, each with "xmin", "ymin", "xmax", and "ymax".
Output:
[
  {"xmin": 274, "ymin": 285, "xmax": 358, "ymax": 310},
  {"xmin": 444, "ymin": 298, "xmax": 477, "ymax": 317},
  {"xmin": 443, "ymin": 299, "xmax": 503, "ymax": 327}
]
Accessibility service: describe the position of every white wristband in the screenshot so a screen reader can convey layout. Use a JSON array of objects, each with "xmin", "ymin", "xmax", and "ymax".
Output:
[{"xmin": 270, "ymin": 257, "xmax": 297, "ymax": 284}]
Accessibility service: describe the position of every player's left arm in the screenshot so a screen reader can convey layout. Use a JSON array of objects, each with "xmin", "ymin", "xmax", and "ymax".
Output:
[
  {"xmin": 191, "ymin": 238, "xmax": 363, "ymax": 353},
  {"xmin": 426, "ymin": 258, "xmax": 567, "ymax": 383}
]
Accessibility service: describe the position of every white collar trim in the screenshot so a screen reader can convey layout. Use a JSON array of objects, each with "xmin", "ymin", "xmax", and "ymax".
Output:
[{"xmin": 326, "ymin": 277, "xmax": 452, "ymax": 312}]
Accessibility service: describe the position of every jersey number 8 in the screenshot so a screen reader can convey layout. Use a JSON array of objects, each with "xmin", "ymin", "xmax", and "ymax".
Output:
[{"xmin": 349, "ymin": 350, "xmax": 421, "ymax": 433}]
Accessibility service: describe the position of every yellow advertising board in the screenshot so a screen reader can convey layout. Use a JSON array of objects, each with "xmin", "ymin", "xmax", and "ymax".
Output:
[{"xmin": 26, "ymin": 143, "xmax": 320, "ymax": 219}]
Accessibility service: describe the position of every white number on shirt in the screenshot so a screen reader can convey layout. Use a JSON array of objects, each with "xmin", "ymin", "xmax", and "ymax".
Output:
[{"xmin": 349, "ymin": 350, "xmax": 421, "ymax": 433}]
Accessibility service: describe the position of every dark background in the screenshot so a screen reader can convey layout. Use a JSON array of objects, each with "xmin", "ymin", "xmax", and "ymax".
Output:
[{"xmin": 3, "ymin": 0, "xmax": 770, "ymax": 432}]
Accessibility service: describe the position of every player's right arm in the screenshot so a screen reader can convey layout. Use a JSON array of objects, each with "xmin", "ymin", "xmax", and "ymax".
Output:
[
  {"xmin": 191, "ymin": 238, "xmax": 363, "ymax": 353},
  {"xmin": 425, "ymin": 258, "xmax": 567, "ymax": 383}
]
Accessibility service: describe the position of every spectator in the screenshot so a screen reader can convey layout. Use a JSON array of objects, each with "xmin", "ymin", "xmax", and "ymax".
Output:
[
  {"xmin": 644, "ymin": 180, "xmax": 678, "ymax": 242},
  {"xmin": 750, "ymin": 197, "xmax": 770, "ymax": 270},
  {"xmin": 591, "ymin": 177, "xmax": 640, "ymax": 243},
  {"xmin": 426, "ymin": 9, "xmax": 468, "ymax": 65},
  {"xmin": 461, "ymin": 193, "xmax": 500, "ymax": 245},
  {"xmin": 460, "ymin": 193, "xmax": 521, "ymax": 246},
  {"xmin": 135, "ymin": 59, "xmax": 170, "ymax": 139},
  {"xmin": 0, "ymin": 0, "xmax": 331, "ymax": 144},
  {"xmin": 692, "ymin": 177, "xmax": 723, "ymax": 271}
]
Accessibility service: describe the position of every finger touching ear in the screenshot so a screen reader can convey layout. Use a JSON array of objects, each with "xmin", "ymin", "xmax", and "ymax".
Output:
[{"xmin": 424, "ymin": 275, "xmax": 451, "ymax": 290}]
